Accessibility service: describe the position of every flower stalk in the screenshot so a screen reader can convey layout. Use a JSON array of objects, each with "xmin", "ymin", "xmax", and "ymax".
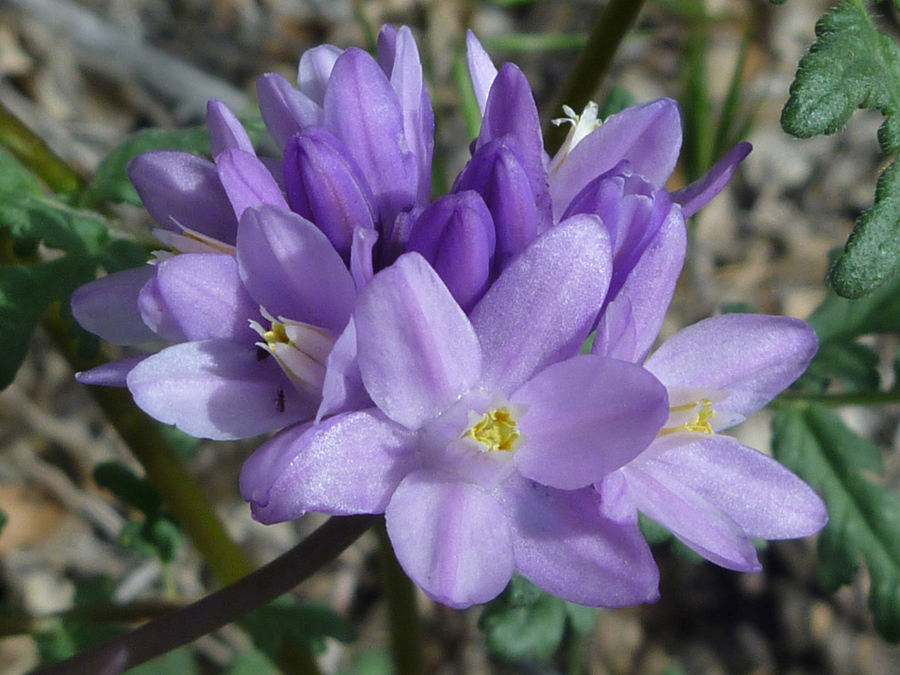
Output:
[
  {"xmin": 33, "ymin": 515, "xmax": 376, "ymax": 675},
  {"xmin": 543, "ymin": 0, "xmax": 648, "ymax": 154},
  {"xmin": 376, "ymin": 519, "xmax": 424, "ymax": 675}
]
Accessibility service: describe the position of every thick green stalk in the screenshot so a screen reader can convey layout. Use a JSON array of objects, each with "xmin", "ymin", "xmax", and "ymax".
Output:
[
  {"xmin": 376, "ymin": 520, "xmax": 423, "ymax": 675},
  {"xmin": 543, "ymin": 0, "xmax": 648, "ymax": 154},
  {"xmin": 0, "ymin": 101, "xmax": 83, "ymax": 197},
  {"xmin": 45, "ymin": 311, "xmax": 255, "ymax": 586}
]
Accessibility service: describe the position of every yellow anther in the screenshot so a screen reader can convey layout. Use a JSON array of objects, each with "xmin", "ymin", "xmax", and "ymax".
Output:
[
  {"xmin": 249, "ymin": 311, "xmax": 335, "ymax": 393},
  {"xmin": 660, "ymin": 399, "xmax": 716, "ymax": 437},
  {"xmin": 464, "ymin": 408, "xmax": 520, "ymax": 452},
  {"xmin": 263, "ymin": 322, "xmax": 289, "ymax": 346}
]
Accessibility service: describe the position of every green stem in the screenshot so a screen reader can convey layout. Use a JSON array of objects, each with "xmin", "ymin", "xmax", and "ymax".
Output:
[
  {"xmin": 543, "ymin": 0, "xmax": 648, "ymax": 154},
  {"xmin": 46, "ymin": 313, "xmax": 322, "ymax": 675},
  {"xmin": 0, "ymin": 101, "xmax": 83, "ymax": 197},
  {"xmin": 47, "ymin": 311, "xmax": 254, "ymax": 585},
  {"xmin": 566, "ymin": 630, "xmax": 589, "ymax": 675},
  {"xmin": 376, "ymin": 520, "xmax": 423, "ymax": 675},
  {"xmin": 774, "ymin": 389, "xmax": 900, "ymax": 408},
  {"xmin": 1, "ymin": 96, "xmax": 323, "ymax": 675}
]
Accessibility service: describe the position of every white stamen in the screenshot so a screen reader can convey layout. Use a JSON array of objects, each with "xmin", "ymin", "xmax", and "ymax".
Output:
[
  {"xmin": 251, "ymin": 308, "xmax": 335, "ymax": 393},
  {"xmin": 152, "ymin": 219, "xmax": 236, "ymax": 256},
  {"xmin": 548, "ymin": 101, "xmax": 602, "ymax": 176}
]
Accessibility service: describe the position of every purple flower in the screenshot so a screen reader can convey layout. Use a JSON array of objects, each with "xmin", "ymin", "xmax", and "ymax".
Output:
[
  {"xmin": 240, "ymin": 217, "xmax": 669, "ymax": 608},
  {"xmin": 596, "ymin": 314, "xmax": 828, "ymax": 570},
  {"xmin": 71, "ymin": 100, "xmax": 260, "ymax": 355},
  {"xmin": 111, "ymin": 203, "xmax": 356, "ymax": 440},
  {"xmin": 258, "ymin": 25, "xmax": 433, "ymax": 236},
  {"xmin": 438, "ymin": 32, "xmax": 750, "ymax": 322}
]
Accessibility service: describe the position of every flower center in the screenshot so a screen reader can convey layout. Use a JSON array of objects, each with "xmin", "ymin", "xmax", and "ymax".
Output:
[
  {"xmin": 660, "ymin": 399, "xmax": 716, "ymax": 437},
  {"xmin": 463, "ymin": 407, "xmax": 520, "ymax": 452},
  {"xmin": 249, "ymin": 309, "xmax": 335, "ymax": 393}
]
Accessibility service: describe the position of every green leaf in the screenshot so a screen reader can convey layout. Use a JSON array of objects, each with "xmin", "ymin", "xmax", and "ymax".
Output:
[
  {"xmin": 97, "ymin": 238, "xmax": 150, "ymax": 274},
  {"xmin": 828, "ymin": 159, "xmax": 900, "ymax": 297},
  {"xmin": 772, "ymin": 404, "xmax": 900, "ymax": 640},
  {"xmin": 0, "ymin": 145, "xmax": 45, "ymax": 196},
  {"xmin": 227, "ymin": 649, "xmax": 279, "ymax": 675},
  {"xmin": 0, "ymin": 255, "xmax": 98, "ymax": 389},
  {"xmin": 799, "ymin": 341, "xmax": 881, "ymax": 393},
  {"xmin": 0, "ymin": 509, "xmax": 6, "ymax": 535},
  {"xmin": 564, "ymin": 603, "xmax": 597, "ymax": 635},
  {"xmin": 780, "ymin": 0, "xmax": 900, "ymax": 297},
  {"xmin": 478, "ymin": 576, "xmax": 568, "ymax": 662},
  {"xmin": 83, "ymin": 118, "xmax": 266, "ymax": 209},
  {"xmin": 126, "ymin": 647, "xmax": 199, "ymax": 675},
  {"xmin": 119, "ymin": 519, "xmax": 182, "ymax": 564},
  {"xmin": 95, "ymin": 462, "xmax": 182, "ymax": 563},
  {"xmin": 806, "ymin": 273, "xmax": 900, "ymax": 344},
  {"xmin": 245, "ymin": 599, "xmax": 356, "ymax": 659},
  {"xmin": 73, "ymin": 574, "xmax": 116, "ymax": 606},
  {"xmin": 781, "ymin": 1, "xmax": 900, "ymax": 145},
  {"xmin": 83, "ymin": 126, "xmax": 212, "ymax": 208},
  {"xmin": 35, "ymin": 576, "xmax": 123, "ymax": 667},
  {"xmin": 94, "ymin": 462, "xmax": 162, "ymax": 516},
  {"xmin": 0, "ymin": 192, "xmax": 111, "ymax": 254}
]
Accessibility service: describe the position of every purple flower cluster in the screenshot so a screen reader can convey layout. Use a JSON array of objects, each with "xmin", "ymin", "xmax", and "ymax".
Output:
[{"xmin": 73, "ymin": 26, "xmax": 827, "ymax": 608}]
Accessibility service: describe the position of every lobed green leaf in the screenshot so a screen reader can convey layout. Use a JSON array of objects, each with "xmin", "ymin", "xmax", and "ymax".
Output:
[
  {"xmin": 478, "ymin": 575, "xmax": 597, "ymax": 662},
  {"xmin": 798, "ymin": 341, "xmax": 881, "ymax": 394},
  {"xmin": 82, "ymin": 118, "xmax": 266, "ymax": 209},
  {"xmin": 781, "ymin": 1, "xmax": 900, "ymax": 144},
  {"xmin": 806, "ymin": 271, "xmax": 900, "ymax": 344},
  {"xmin": 780, "ymin": 1, "xmax": 900, "ymax": 297},
  {"xmin": 828, "ymin": 159, "xmax": 900, "ymax": 297},
  {"xmin": 0, "ymin": 192, "xmax": 111, "ymax": 255},
  {"xmin": 245, "ymin": 600, "xmax": 357, "ymax": 659},
  {"xmin": 773, "ymin": 405, "xmax": 900, "ymax": 640},
  {"xmin": 480, "ymin": 585, "xmax": 566, "ymax": 662},
  {"xmin": 0, "ymin": 255, "xmax": 98, "ymax": 389},
  {"xmin": 0, "ymin": 146, "xmax": 45, "ymax": 196}
]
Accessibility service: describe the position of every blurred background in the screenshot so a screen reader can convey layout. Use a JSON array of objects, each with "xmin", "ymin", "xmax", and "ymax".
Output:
[{"xmin": 2, "ymin": 0, "xmax": 900, "ymax": 672}]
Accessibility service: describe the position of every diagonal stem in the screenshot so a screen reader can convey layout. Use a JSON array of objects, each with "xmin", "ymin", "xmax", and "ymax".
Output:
[
  {"xmin": 543, "ymin": 0, "xmax": 648, "ymax": 154},
  {"xmin": 33, "ymin": 515, "xmax": 377, "ymax": 675},
  {"xmin": 0, "ymin": 100, "xmax": 83, "ymax": 197}
]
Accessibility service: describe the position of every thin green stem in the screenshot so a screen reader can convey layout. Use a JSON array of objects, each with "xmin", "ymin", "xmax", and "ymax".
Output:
[
  {"xmin": 566, "ymin": 630, "xmax": 589, "ymax": 675},
  {"xmin": 0, "ymin": 83, "xmax": 323, "ymax": 675},
  {"xmin": 43, "ymin": 312, "xmax": 324, "ymax": 675},
  {"xmin": 376, "ymin": 520, "xmax": 423, "ymax": 675},
  {"xmin": 543, "ymin": 0, "xmax": 648, "ymax": 154},
  {"xmin": 33, "ymin": 516, "xmax": 377, "ymax": 675},
  {"xmin": 0, "ymin": 101, "xmax": 83, "ymax": 197}
]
